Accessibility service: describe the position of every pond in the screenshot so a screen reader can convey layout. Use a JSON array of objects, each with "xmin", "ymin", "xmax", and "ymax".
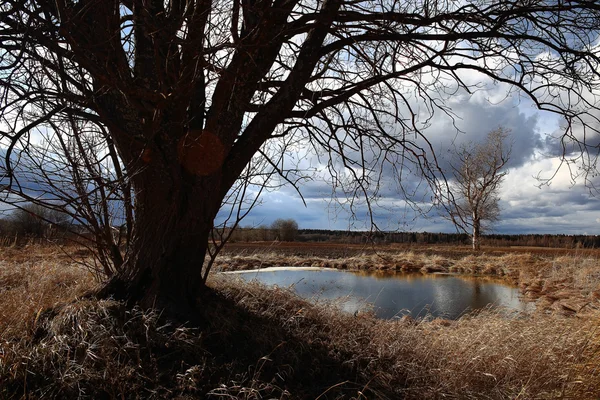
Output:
[{"xmin": 229, "ymin": 267, "xmax": 533, "ymax": 320}]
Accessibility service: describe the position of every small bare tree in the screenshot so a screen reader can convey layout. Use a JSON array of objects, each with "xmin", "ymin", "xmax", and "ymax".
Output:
[
  {"xmin": 443, "ymin": 128, "xmax": 512, "ymax": 251},
  {"xmin": 9, "ymin": 203, "xmax": 70, "ymax": 238},
  {"xmin": 0, "ymin": 120, "xmax": 135, "ymax": 278},
  {"xmin": 271, "ymin": 218, "xmax": 299, "ymax": 242}
]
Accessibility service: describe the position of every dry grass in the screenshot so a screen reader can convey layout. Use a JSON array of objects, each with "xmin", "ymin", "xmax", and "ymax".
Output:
[
  {"xmin": 2, "ymin": 245, "xmax": 600, "ymax": 398},
  {"xmin": 0, "ymin": 246, "xmax": 95, "ymax": 339},
  {"xmin": 378, "ymin": 309, "xmax": 600, "ymax": 398},
  {"xmin": 216, "ymin": 277, "xmax": 600, "ymax": 399},
  {"xmin": 515, "ymin": 253, "xmax": 600, "ymax": 316},
  {"xmin": 215, "ymin": 248, "xmax": 533, "ymax": 275},
  {"xmin": 216, "ymin": 248, "xmax": 600, "ymax": 314},
  {"xmin": 215, "ymin": 250, "xmax": 451, "ymax": 273}
]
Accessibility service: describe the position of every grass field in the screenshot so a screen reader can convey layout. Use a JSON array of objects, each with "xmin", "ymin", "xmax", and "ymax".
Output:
[{"xmin": 1, "ymin": 243, "xmax": 600, "ymax": 398}]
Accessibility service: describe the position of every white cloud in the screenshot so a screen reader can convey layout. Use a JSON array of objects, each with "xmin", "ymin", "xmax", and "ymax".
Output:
[{"xmin": 238, "ymin": 77, "xmax": 600, "ymax": 235}]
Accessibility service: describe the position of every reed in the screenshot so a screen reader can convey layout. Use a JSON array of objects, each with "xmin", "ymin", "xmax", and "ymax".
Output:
[{"xmin": 2, "ymin": 245, "xmax": 600, "ymax": 398}]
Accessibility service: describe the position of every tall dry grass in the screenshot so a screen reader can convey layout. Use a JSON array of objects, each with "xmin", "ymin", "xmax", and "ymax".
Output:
[
  {"xmin": 215, "ymin": 250, "xmax": 452, "ymax": 272},
  {"xmin": 2, "ymin": 245, "xmax": 600, "ymax": 398},
  {"xmin": 0, "ymin": 246, "xmax": 95, "ymax": 339},
  {"xmin": 215, "ymin": 277, "xmax": 600, "ymax": 398}
]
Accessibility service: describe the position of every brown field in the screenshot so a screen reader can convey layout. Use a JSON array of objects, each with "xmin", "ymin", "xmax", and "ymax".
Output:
[
  {"xmin": 222, "ymin": 240, "xmax": 600, "ymax": 258},
  {"xmin": 1, "ymin": 242, "xmax": 600, "ymax": 398}
]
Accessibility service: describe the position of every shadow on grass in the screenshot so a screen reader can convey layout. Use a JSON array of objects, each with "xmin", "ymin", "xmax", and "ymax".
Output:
[{"xmin": 2, "ymin": 283, "xmax": 396, "ymax": 399}]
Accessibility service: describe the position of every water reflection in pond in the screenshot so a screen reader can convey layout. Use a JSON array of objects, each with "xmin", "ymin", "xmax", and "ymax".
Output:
[{"xmin": 231, "ymin": 268, "xmax": 533, "ymax": 319}]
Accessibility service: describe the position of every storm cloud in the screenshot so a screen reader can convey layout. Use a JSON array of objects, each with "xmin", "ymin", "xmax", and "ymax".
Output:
[{"xmin": 240, "ymin": 84, "xmax": 600, "ymax": 235}]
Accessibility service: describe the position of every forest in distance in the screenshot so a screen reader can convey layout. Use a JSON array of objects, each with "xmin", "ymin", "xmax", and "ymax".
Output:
[
  {"xmin": 229, "ymin": 226, "xmax": 600, "ymax": 248},
  {"xmin": 2, "ymin": 204, "xmax": 598, "ymax": 249}
]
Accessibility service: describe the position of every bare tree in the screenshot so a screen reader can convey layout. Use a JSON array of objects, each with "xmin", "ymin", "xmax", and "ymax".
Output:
[
  {"xmin": 2, "ymin": 1, "xmax": 600, "ymax": 309},
  {"xmin": 9, "ymin": 203, "xmax": 70, "ymax": 238},
  {"xmin": 0, "ymin": 119, "xmax": 135, "ymax": 277},
  {"xmin": 271, "ymin": 218, "xmax": 299, "ymax": 242},
  {"xmin": 443, "ymin": 128, "xmax": 512, "ymax": 251}
]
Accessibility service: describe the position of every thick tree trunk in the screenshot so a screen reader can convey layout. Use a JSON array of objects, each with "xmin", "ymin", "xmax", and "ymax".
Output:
[{"xmin": 100, "ymin": 161, "xmax": 224, "ymax": 311}]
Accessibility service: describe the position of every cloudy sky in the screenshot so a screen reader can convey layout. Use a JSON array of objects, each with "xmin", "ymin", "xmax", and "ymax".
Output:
[{"xmin": 239, "ymin": 76, "xmax": 600, "ymax": 235}]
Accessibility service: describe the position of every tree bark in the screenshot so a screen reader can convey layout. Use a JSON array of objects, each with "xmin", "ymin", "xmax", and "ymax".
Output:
[
  {"xmin": 100, "ymin": 160, "xmax": 224, "ymax": 311},
  {"xmin": 472, "ymin": 214, "xmax": 481, "ymax": 251}
]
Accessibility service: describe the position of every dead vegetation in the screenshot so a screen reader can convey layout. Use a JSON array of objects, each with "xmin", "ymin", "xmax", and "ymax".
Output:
[
  {"xmin": 217, "ymin": 277, "xmax": 600, "ymax": 399},
  {"xmin": 215, "ymin": 250, "xmax": 453, "ymax": 272},
  {"xmin": 215, "ymin": 248, "xmax": 600, "ymax": 314},
  {"xmin": 1, "ymin": 245, "xmax": 600, "ymax": 398},
  {"xmin": 0, "ymin": 246, "xmax": 96, "ymax": 339}
]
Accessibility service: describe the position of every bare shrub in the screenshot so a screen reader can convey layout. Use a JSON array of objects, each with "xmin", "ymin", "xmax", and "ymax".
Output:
[{"xmin": 271, "ymin": 219, "xmax": 300, "ymax": 242}]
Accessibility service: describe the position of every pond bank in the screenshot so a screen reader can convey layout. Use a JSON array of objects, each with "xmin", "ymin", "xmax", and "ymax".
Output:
[
  {"xmin": 229, "ymin": 268, "xmax": 534, "ymax": 319},
  {"xmin": 214, "ymin": 248, "xmax": 600, "ymax": 316}
]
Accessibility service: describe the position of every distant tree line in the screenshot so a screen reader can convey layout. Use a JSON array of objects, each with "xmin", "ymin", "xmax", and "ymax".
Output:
[
  {"xmin": 2, "ymin": 206, "xmax": 599, "ymax": 250},
  {"xmin": 225, "ymin": 219, "xmax": 300, "ymax": 242},
  {"xmin": 229, "ymin": 227, "xmax": 600, "ymax": 249},
  {"xmin": 481, "ymin": 234, "xmax": 600, "ymax": 249},
  {"xmin": 295, "ymin": 230, "xmax": 471, "ymax": 245},
  {"xmin": 0, "ymin": 204, "xmax": 72, "ymax": 240}
]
